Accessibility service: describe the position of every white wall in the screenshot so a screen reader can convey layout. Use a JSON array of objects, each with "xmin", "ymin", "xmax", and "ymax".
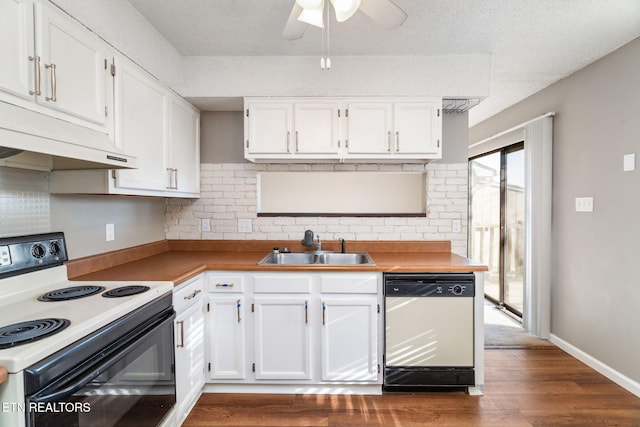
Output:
[{"xmin": 469, "ymin": 38, "xmax": 640, "ymax": 385}]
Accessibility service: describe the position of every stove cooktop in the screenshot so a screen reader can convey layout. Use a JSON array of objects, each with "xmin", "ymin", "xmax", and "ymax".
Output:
[
  {"xmin": 0, "ymin": 233, "xmax": 173, "ymax": 373},
  {"xmin": 0, "ymin": 268, "xmax": 173, "ymax": 373}
]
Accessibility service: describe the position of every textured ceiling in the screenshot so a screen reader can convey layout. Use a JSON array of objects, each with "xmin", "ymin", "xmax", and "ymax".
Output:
[{"xmin": 128, "ymin": 0, "xmax": 640, "ymax": 125}]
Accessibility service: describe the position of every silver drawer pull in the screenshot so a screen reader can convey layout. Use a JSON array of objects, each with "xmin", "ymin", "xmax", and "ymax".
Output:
[
  {"xmin": 215, "ymin": 283, "xmax": 235, "ymax": 288},
  {"xmin": 176, "ymin": 320, "xmax": 185, "ymax": 348},
  {"xmin": 183, "ymin": 289, "xmax": 202, "ymax": 300}
]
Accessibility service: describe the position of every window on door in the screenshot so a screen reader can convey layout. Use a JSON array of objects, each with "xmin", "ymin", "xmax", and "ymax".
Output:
[{"xmin": 469, "ymin": 143, "xmax": 525, "ymax": 317}]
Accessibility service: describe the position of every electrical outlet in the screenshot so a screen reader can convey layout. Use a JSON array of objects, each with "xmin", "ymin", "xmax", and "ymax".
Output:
[
  {"xmin": 452, "ymin": 220, "xmax": 461, "ymax": 233},
  {"xmin": 238, "ymin": 218, "xmax": 252, "ymax": 233},
  {"xmin": 201, "ymin": 218, "xmax": 211, "ymax": 232},
  {"xmin": 106, "ymin": 223, "xmax": 115, "ymax": 241},
  {"xmin": 575, "ymin": 197, "xmax": 594, "ymax": 212}
]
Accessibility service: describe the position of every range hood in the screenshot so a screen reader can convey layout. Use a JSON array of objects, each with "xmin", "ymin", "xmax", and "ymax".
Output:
[{"xmin": 0, "ymin": 102, "xmax": 137, "ymax": 170}]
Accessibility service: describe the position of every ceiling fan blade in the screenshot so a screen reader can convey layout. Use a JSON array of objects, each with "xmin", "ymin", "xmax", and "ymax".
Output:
[
  {"xmin": 359, "ymin": 0, "xmax": 407, "ymax": 30},
  {"xmin": 282, "ymin": 3, "xmax": 308, "ymax": 40}
]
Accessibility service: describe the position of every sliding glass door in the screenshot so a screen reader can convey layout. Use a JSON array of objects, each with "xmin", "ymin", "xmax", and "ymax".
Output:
[{"xmin": 469, "ymin": 143, "xmax": 525, "ymax": 316}]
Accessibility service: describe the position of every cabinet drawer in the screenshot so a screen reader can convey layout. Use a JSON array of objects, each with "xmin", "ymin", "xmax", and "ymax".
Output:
[
  {"xmin": 206, "ymin": 274, "xmax": 245, "ymax": 292},
  {"xmin": 320, "ymin": 274, "xmax": 379, "ymax": 294},
  {"xmin": 173, "ymin": 275, "xmax": 204, "ymax": 312},
  {"xmin": 254, "ymin": 275, "xmax": 312, "ymax": 293}
]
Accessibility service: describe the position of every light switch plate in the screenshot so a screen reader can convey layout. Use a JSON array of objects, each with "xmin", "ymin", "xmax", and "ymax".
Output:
[
  {"xmin": 623, "ymin": 153, "xmax": 635, "ymax": 172},
  {"xmin": 575, "ymin": 197, "xmax": 594, "ymax": 212},
  {"xmin": 201, "ymin": 218, "xmax": 211, "ymax": 232}
]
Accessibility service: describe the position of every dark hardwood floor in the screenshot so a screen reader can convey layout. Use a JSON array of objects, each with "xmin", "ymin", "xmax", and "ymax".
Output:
[{"xmin": 183, "ymin": 348, "xmax": 640, "ymax": 426}]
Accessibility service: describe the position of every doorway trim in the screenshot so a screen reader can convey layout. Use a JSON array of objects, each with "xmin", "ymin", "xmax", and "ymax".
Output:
[{"xmin": 469, "ymin": 112, "xmax": 554, "ymax": 338}]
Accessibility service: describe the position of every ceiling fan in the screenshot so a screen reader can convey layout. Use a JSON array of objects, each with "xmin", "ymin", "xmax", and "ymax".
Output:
[{"xmin": 282, "ymin": 0, "xmax": 408, "ymax": 40}]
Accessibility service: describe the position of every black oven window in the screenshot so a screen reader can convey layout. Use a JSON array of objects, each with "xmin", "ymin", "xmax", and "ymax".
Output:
[{"xmin": 27, "ymin": 315, "xmax": 175, "ymax": 427}]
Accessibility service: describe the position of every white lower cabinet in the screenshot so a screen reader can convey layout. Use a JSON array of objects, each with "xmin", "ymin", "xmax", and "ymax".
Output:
[
  {"xmin": 206, "ymin": 295, "xmax": 247, "ymax": 380},
  {"xmin": 204, "ymin": 271, "xmax": 382, "ymax": 391},
  {"xmin": 173, "ymin": 275, "xmax": 205, "ymax": 426},
  {"xmin": 321, "ymin": 297, "xmax": 378, "ymax": 382},
  {"xmin": 253, "ymin": 296, "xmax": 311, "ymax": 380}
]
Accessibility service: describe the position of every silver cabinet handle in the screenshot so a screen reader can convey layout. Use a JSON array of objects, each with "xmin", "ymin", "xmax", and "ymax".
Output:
[
  {"xmin": 322, "ymin": 302, "xmax": 326, "ymax": 326},
  {"xmin": 237, "ymin": 299, "xmax": 241, "ymax": 323},
  {"xmin": 166, "ymin": 168, "xmax": 178, "ymax": 189},
  {"xmin": 304, "ymin": 300, "xmax": 308, "ymax": 324},
  {"xmin": 183, "ymin": 289, "xmax": 201, "ymax": 300},
  {"xmin": 44, "ymin": 63, "xmax": 57, "ymax": 102},
  {"xmin": 295, "ymin": 131, "xmax": 299, "ymax": 152},
  {"xmin": 28, "ymin": 56, "xmax": 41, "ymax": 96},
  {"xmin": 215, "ymin": 283, "xmax": 234, "ymax": 288},
  {"xmin": 286, "ymin": 131, "xmax": 290, "ymax": 153},
  {"xmin": 395, "ymin": 131, "xmax": 400, "ymax": 152},
  {"xmin": 176, "ymin": 320, "xmax": 185, "ymax": 348},
  {"xmin": 387, "ymin": 131, "xmax": 391, "ymax": 152}
]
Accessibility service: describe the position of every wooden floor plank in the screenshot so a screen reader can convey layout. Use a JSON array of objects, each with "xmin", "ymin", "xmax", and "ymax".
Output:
[{"xmin": 183, "ymin": 348, "xmax": 640, "ymax": 427}]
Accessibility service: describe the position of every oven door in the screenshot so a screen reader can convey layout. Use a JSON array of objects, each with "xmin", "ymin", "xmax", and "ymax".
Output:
[{"xmin": 25, "ymin": 310, "xmax": 176, "ymax": 427}]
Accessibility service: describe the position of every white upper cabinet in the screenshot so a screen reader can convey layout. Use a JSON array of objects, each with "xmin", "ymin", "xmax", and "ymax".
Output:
[
  {"xmin": 0, "ymin": 0, "xmax": 113, "ymax": 133},
  {"xmin": 293, "ymin": 102, "xmax": 340, "ymax": 155},
  {"xmin": 35, "ymin": 2, "xmax": 111, "ymax": 126},
  {"xmin": 393, "ymin": 101, "xmax": 441, "ymax": 156},
  {"xmin": 0, "ymin": 0, "xmax": 35, "ymax": 102},
  {"xmin": 245, "ymin": 102, "xmax": 293, "ymax": 155},
  {"xmin": 244, "ymin": 97, "xmax": 442, "ymax": 163},
  {"xmin": 169, "ymin": 96, "xmax": 200, "ymax": 194},
  {"xmin": 50, "ymin": 58, "xmax": 200, "ymax": 198},
  {"xmin": 245, "ymin": 100, "xmax": 340, "ymax": 160},
  {"xmin": 346, "ymin": 103, "xmax": 393, "ymax": 154},
  {"xmin": 114, "ymin": 60, "xmax": 169, "ymax": 192}
]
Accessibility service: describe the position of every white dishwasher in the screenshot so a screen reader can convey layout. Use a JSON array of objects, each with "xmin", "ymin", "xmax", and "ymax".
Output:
[{"xmin": 383, "ymin": 273, "xmax": 475, "ymax": 391}]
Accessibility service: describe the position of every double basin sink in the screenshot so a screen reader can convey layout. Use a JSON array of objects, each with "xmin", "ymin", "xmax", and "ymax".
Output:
[{"xmin": 258, "ymin": 251, "xmax": 375, "ymax": 266}]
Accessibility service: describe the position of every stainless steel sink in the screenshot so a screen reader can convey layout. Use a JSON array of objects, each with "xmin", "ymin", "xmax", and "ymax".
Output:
[{"xmin": 258, "ymin": 251, "xmax": 375, "ymax": 266}]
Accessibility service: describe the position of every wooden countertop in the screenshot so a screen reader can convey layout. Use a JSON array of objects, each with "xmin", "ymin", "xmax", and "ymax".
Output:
[
  {"xmin": 0, "ymin": 365, "xmax": 7, "ymax": 385},
  {"xmin": 67, "ymin": 240, "xmax": 487, "ymax": 285}
]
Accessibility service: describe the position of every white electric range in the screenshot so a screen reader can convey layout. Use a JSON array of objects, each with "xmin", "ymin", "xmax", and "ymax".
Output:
[{"xmin": 0, "ymin": 233, "xmax": 175, "ymax": 427}]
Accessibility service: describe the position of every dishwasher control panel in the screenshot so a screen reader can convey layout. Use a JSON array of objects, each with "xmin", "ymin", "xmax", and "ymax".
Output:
[{"xmin": 384, "ymin": 273, "xmax": 475, "ymax": 297}]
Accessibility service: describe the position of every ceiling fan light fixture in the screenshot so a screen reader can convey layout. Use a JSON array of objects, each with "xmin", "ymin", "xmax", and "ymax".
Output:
[
  {"xmin": 298, "ymin": 2, "xmax": 325, "ymax": 28},
  {"xmin": 330, "ymin": 0, "xmax": 361, "ymax": 22},
  {"xmin": 296, "ymin": 0, "xmax": 323, "ymax": 9}
]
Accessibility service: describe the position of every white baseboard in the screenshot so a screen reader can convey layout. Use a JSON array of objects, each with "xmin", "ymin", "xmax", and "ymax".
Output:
[{"xmin": 549, "ymin": 334, "xmax": 640, "ymax": 398}]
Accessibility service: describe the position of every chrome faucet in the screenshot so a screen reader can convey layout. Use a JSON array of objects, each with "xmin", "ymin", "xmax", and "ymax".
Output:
[{"xmin": 301, "ymin": 230, "xmax": 321, "ymax": 251}]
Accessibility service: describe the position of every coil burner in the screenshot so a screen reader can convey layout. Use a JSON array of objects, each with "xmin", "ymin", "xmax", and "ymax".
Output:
[
  {"xmin": 102, "ymin": 285, "xmax": 150, "ymax": 298},
  {"xmin": 0, "ymin": 318, "xmax": 70, "ymax": 349}
]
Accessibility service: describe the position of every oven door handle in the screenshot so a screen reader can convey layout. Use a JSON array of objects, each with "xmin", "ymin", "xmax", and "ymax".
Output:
[{"xmin": 29, "ymin": 312, "xmax": 175, "ymax": 403}]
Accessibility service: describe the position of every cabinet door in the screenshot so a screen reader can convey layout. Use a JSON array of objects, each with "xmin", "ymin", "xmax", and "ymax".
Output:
[
  {"xmin": 346, "ymin": 103, "xmax": 392, "ymax": 154},
  {"xmin": 246, "ymin": 103, "xmax": 293, "ymax": 155},
  {"xmin": 393, "ymin": 102, "xmax": 441, "ymax": 156},
  {"xmin": 0, "ymin": 0, "xmax": 35, "ymax": 102},
  {"xmin": 207, "ymin": 295, "xmax": 247, "ymax": 380},
  {"xmin": 35, "ymin": 2, "xmax": 110, "ymax": 126},
  {"xmin": 321, "ymin": 297, "xmax": 378, "ymax": 381},
  {"xmin": 169, "ymin": 97, "xmax": 200, "ymax": 194},
  {"xmin": 294, "ymin": 102, "xmax": 340, "ymax": 154},
  {"xmin": 175, "ymin": 301, "xmax": 205, "ymax": 421},
  {"xmin": 114, "ymin": 62, "xmax": 169, "ymax": 191},
  {"xmin": 253, "ymin": 297, "xmax": 311, "ymax": 380}
]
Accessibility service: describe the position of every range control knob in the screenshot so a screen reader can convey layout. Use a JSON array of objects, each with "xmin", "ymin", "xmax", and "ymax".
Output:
[
  {"xmin": 451, "ymin": 285, "xmax": 464, "ymax": 295},
  {"xmin": 31, "ymin": 243, "xmax": 46, "ymax": 259},
  {"xmin": 49, "ymin": 241, "xmax": 61, "ymax": 256}
]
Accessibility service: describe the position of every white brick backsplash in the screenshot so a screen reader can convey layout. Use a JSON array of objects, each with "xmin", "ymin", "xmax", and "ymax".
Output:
[{"xmin": 165, "ymin": 162, "xmax": 469, "ymax": 256}]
